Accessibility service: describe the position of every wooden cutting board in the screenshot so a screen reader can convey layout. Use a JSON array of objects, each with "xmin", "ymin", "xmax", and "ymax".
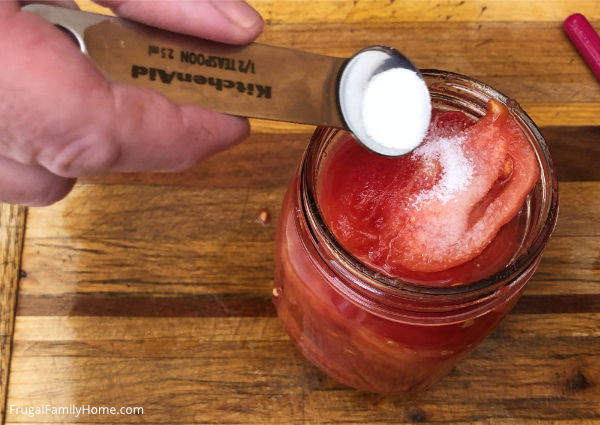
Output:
[{"xmin": 1, "ymin": 1, "xmax": 599, "ymax": 424}]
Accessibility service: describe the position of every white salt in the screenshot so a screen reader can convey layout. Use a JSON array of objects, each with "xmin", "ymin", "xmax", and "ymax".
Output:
[
  {"xmin": 411, "ymin": 135, "xmax": 474, "ymax": 205},
  {"xmin": 361, "ymin": 68, "xmax": 431, "ymax": 154}
]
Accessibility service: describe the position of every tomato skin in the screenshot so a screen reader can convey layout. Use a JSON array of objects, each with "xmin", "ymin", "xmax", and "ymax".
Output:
[{"xmin": 318, "ymin": 100, "xmax": 539, "ymax": 280}]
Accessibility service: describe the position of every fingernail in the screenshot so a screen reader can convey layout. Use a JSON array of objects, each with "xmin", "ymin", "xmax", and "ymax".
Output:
[{"xmin": 211, "ymin": 0, "xmax": 263, "ymax": 29}]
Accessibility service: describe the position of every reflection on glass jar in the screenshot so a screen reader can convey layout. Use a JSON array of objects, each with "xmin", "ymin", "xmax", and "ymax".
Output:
[{"xmin": 273, "ymin": 70, "xmax": 559, "ymax": 394}]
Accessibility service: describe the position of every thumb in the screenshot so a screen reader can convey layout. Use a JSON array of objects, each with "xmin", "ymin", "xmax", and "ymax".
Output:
[{"xmin": 93, "ymin": 0, "xmax": 264, "ymax": 45}]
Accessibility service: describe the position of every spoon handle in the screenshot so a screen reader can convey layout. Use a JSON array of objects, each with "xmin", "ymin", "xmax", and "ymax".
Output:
[{"xmin": 24, "ymin": 4, "xmax": 348, "ymax": 128}]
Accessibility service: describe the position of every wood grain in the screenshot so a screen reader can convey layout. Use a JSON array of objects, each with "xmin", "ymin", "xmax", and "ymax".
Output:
[
  {"xmin": 541, "ymin": 127, "xmax": 600, "ymax": 181},
  {"xmin": 253, "ymin": 0, "xmax": 600, "ymax": 23},
  {"xmin": 0, "ymin": 204, "xmax": 26, "ymax": 424},
  {"xmin": 263, "ymin": 22, "xmax": 600, "ymax": 105},
  {"xmin": 14, "ymin": 182, "xmax": 597, "ymax": 297},
  {"xmin": 4, "ymin": 1, "xmax": 600, "ymax": 424},
  {"xmin": 5, "ymin": 316, "xmax": 600, "ymax": 424},
  {"xmin": 78, "ymin": 0, "xmax": 600, "ymax": 22}
]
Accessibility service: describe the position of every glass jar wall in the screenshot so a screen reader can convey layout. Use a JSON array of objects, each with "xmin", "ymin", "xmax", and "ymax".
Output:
[{"xmin": 273, "ymin": 70, "xmax": 559, "ymax": 394}]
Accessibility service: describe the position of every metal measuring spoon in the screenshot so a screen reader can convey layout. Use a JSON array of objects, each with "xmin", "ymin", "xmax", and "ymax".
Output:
[{"xmin": 24, "ymin": 4, "xmax": 430, "ymax": 156}]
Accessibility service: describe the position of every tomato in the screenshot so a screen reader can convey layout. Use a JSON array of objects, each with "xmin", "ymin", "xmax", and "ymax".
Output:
[{"xmin": 318, "ymin": 100, "xmax": 539, "ymax": 280}]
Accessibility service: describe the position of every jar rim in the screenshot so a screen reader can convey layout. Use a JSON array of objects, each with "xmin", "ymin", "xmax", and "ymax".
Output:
[{"xmin": 300, "ymin": 69, "xmax": 559, "ymax": 299}]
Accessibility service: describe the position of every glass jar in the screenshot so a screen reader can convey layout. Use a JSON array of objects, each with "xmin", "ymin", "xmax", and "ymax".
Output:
[{"xmin": 273, "ymin": 70, "xmax": 559, "ymax": 394}]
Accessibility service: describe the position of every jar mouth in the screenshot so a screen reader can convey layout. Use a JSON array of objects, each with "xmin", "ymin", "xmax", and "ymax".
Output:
[{"xmin": 300, "ymin": 69, "xmax": 559, "ymax": 299}]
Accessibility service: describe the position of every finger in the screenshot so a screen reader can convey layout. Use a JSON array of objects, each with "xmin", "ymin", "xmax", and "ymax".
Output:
[
  {"xmin": 3, "ymin": 7, "xmax": 250, "ymax": 177},
  {"xmin": 98, "ymin": 84, "xmax": 251, "ymax": 173},
  {"xmin": 0, "ymin": 1, "xmax": 19, "ymax": 15},
  {"xmin": 36, "ymin": 82, "xmax": 251, "ymax": 176},
  {"xmin": 0, "ymin": 155, "xmax": 75, "ymax": 206},
  {"xmin": 94, "ymin": 0, "xmax": 264, "ymax": 44},
  {"xmin": 19, "ymin": 0, "xmax": 79, "ymax": 10}
]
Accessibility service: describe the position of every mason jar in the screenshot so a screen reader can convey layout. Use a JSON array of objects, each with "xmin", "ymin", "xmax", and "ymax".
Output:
[{"xmin": 273, "ymin": 70, "xmax": 559, "ymax": 394}]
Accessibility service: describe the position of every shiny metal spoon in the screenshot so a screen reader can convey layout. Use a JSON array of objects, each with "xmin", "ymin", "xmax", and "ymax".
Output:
[{"xmin": 24, "ymin": 4, "xmax": 430, "ymax": 156}]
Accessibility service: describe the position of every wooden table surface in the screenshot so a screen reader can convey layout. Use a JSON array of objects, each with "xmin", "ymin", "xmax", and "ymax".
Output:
[{"xmin": 2, "ymin": 1, "xmax": 600, "ymax": 424}]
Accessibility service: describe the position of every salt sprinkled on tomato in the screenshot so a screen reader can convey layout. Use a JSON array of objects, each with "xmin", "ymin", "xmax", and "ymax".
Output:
[{"xmin": 410, "ymin": 134, "xmax": 473, "ymax": 206}]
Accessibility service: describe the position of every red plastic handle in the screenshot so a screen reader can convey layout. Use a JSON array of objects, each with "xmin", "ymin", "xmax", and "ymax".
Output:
[{"xmin": 564, "ymin": 13, "xmax": 600, "ymax": 80}]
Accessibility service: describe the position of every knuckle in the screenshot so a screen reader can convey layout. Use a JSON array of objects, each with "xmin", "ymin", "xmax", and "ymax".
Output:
[{"xmin": 39, "ymin": 135, "xmax": 120, "ymax": 178}]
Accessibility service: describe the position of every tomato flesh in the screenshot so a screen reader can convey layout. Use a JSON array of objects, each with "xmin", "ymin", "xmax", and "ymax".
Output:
[{"xmin": 318, "ymin": 100, "xmax": 540, "ymax": 280}]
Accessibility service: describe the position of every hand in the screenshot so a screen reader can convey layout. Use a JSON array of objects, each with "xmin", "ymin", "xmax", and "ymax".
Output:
[{"xmin": 0, "ymin": 0, "xmax": 263, "ymax": 206}]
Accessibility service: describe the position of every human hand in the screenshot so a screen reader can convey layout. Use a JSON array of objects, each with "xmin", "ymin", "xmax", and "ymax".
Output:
[{"xmin": 0, "ymin": 0, "xmax": 263, "ymax": 206}]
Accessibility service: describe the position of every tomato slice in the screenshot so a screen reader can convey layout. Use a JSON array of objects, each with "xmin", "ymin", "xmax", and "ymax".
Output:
[{"xmin": 318, "ymin": 99, "xmax": 540, "ymax": 275}]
